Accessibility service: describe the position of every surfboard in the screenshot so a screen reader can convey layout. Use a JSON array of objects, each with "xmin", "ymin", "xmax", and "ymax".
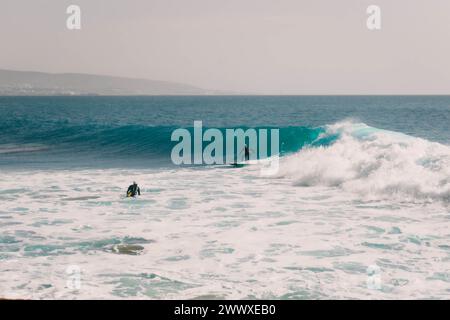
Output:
[
  {"xmin": 230, "ymin": 162, "xmax": 246, "ymax": 168},
  {"xmin": 230, "ymin": 159, "xmax": 259, "ymax": 167}
]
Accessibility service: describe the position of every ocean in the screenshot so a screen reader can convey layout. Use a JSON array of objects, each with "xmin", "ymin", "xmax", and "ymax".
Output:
[{"xmin": 1, "ymin": 95, "xmax": 450, "ymax": 299}]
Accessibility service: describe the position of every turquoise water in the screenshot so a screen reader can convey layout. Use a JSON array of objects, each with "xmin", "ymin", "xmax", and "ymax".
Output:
[
  {"xmin": 1, "ymin": 96, "xmax": 449, "ymax": 168},
  {"xmin": 1, "ymin": 96, "xmax": 450, "ymax": 299}
]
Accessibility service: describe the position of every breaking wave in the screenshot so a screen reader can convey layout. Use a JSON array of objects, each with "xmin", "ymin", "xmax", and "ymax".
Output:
[{"xmin": 277, "ymin": 121, "xmax": 450, "ymax": 202}]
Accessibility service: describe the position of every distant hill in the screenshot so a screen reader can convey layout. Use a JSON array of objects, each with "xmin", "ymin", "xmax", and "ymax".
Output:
[{"xmin": 0, "ymin": 69, "xmax": 216, "ymax": 95}]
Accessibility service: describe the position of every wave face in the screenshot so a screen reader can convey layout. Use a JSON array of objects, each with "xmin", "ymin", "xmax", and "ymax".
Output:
[
  {"xmin": 277, "ymin": 121, "xmax": 450, "ymax": 202},
  {"xmin": 0, "ymin": 121, "xmax": 333, "ymax": 167},
  {"xmin": 2, "ymin": 95, "xmax": 450, "ymax": 170}
]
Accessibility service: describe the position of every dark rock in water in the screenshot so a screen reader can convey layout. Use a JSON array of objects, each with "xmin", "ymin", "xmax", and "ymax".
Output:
[
  {"xmin": 111, "ymin": 244, "xmax": 145, "ymax": 255},
  {"xmin": 39, "ymin": 284, "xmax": 52, "ymax": 290},
  {"xmin": 104, "ymin": 236, "xmax": 154, "ymax": 255}
]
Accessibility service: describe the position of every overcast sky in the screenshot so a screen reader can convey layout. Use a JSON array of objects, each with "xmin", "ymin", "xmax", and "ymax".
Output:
[{"xmin": 1, "ymin": 0, "xmax": 450, "ymax": 94}]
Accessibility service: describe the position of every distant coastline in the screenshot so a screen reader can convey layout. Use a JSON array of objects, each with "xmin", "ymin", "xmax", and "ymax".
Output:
[{"xmin": 0, "ymin": 69, "xmax": 226, "ymax": 96}]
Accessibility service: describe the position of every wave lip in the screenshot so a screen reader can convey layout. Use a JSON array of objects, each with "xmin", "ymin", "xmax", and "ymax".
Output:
[{"xmin": 278, "ymin": 121, "xmax": 450, "ymax": 202}]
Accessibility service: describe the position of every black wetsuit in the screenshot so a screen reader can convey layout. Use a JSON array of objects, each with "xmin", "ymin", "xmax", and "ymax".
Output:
[
  {"xmin": 127, "ymin": 184, "xmax": 141, "ymax": 197},
  {"xmin": 244, "ymin": 147, "xmax": 250, "ymax": 161}
]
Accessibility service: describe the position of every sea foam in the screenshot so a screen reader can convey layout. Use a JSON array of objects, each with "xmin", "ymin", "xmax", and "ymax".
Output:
[{"xmin": 277, "ymin": 121, "xmax": 450, "ymax": 202}]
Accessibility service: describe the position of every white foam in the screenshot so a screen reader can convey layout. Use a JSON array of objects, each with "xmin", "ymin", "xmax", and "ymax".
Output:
[{"xmin": 278, "ymin": 122, "xmax": 450, "ymax": 202}]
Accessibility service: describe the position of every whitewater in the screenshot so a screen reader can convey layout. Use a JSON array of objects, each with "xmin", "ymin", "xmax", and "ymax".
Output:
[{"xmin": 1, "ymin": 118, "xmax": 450, "ymax": 299}]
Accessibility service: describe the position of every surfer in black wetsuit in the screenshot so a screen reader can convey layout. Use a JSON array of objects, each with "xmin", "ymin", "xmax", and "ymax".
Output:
[
  {"xmin": 126, "ymin": 181, "xmax": 141, "ymax": 197},
  {"xmin": 241, "ymin": 144, "xmax": 252, "ymax": 161}
]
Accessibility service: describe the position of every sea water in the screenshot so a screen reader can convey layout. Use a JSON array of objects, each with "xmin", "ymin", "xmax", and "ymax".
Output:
[{"xmin": 1, "ymin": 95, "xmax": 450, "ymax": 299}]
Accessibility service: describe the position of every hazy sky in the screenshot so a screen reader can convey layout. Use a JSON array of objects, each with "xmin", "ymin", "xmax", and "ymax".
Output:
[{"xmin": 1, "ymin": 0, "xmax": 450, "ymax": 94}]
